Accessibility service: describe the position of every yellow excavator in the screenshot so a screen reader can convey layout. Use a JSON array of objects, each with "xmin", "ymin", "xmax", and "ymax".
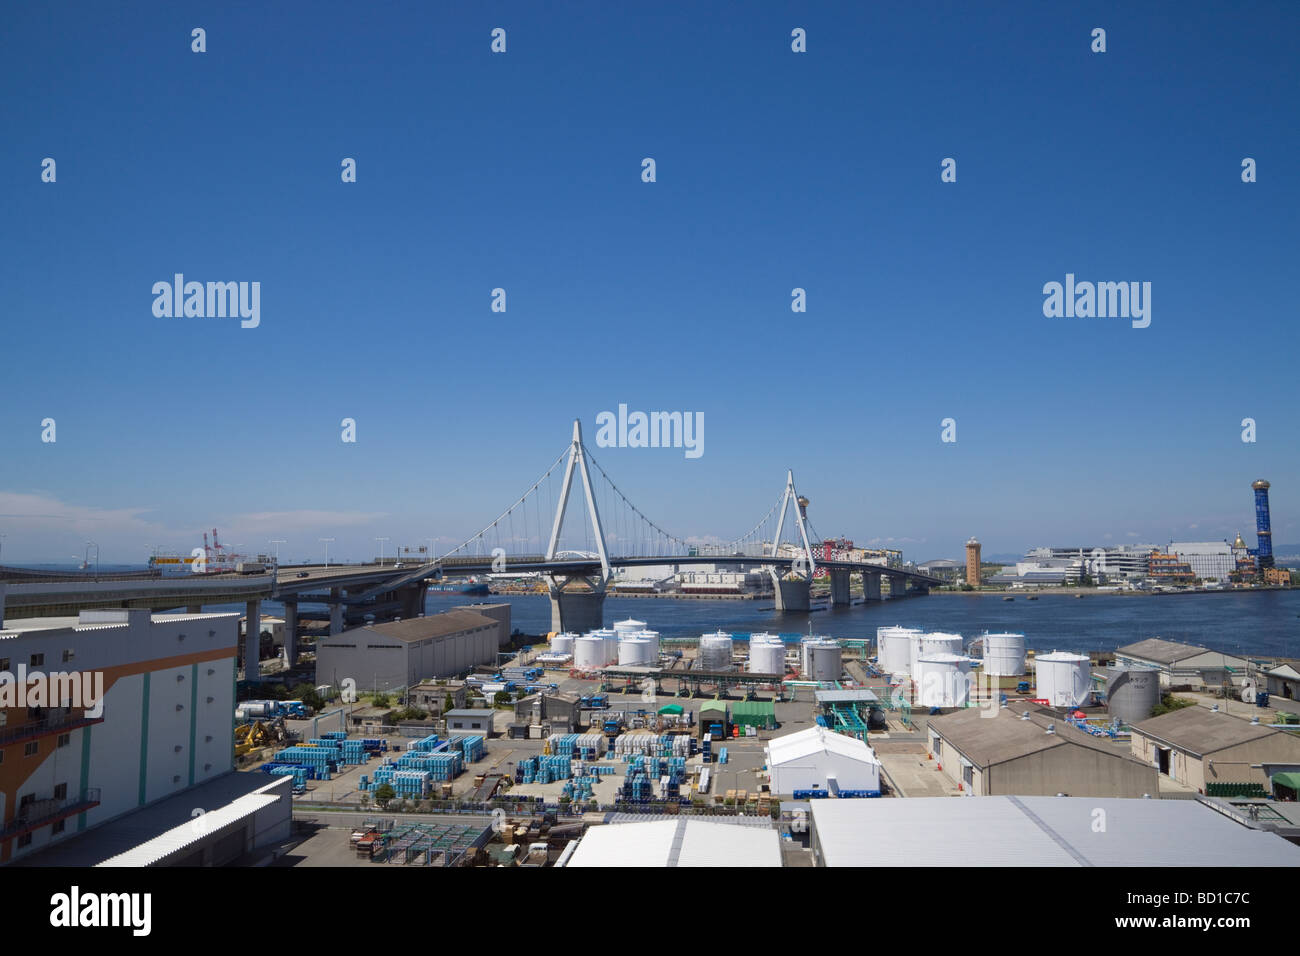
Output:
[{"xmin": 234, "ymin": 718, "xmax": 287, "ymax": 757}]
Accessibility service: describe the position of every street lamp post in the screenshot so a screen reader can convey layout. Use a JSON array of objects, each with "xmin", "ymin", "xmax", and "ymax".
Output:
[
  {"xmin": 319, "ymin": 538, "xmax": 335, "ymax": 567},
  {"xmin": 269, "ymin": 539, "xmax": 286, "ymax": 566},
  {"xmin": 85, "ymin": 542, "xmax": 100, "ymax": 580},
  {"xmin": 375, "ymin": 537, "xmax": 390, "ymax": 566}
]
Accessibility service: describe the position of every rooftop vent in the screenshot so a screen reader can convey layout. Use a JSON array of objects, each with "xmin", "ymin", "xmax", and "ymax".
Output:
[{"xmin": 1045, "ymin": 723, "xmax": 1056, "ymax": 735}]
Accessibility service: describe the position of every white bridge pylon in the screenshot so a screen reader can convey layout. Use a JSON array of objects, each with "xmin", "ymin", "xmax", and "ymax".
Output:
[
  {"xmin": 545, "ymin": 419, "xmax": 611, "ymax": 593},
  {"xmin": 770, "ymin": 469, "xmax": 817, "ymax": 580}
]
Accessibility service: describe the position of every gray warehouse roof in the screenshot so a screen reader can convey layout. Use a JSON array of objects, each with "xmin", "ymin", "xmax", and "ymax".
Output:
[
  {"xmin": 928, "ymin": 705, "xmax": 1138, "ymax": 768},
  {"xmin": 329, "ymin": 609, "xmax": 497, "ymax": 644},
  {"xmin": 809, "ymin": 796, "xmax": 1300, "ymax": 867},
  {"xmin": 1132, "ymin": 707, "xmax": 1291, "ymax": 757},
  {"xmin": 1115, "ymin": 637, "xmax": 1211, "ymax": 665}
]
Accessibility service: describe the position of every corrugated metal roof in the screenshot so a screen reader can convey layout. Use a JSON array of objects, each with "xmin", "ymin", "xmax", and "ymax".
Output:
[
  {"xmin": 809, "ymin": 796, "xmax": 1300, "ymax": 867},
  {"xmin": 766, "ymin": 726, "xmax": 880, "ymax": 767},
  {"xmin": 1132, "ymin": 707, "xmax": 1295, "ymax": 757},
  {"xmin": 929, "ymin": 705, "xmax": 1139, "ymax": 768},
  {"xmin": 324, "ymin": 610, "xmax": 496, "ymax": 644},
  {"xmin": 565, "ymin": 819, "xmax": 780, "ymax": 867},
  {"xmin": 95, "ymin": 792, "xmax": 281, "ymax": 867},
  {"xmin": 1115, "ymin": 637, "xmax": 1210, "ymax": 665}
]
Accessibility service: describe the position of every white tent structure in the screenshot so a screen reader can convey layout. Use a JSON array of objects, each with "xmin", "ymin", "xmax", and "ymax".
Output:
[{"xmin": 764, "ymin": 726, "xmax": 881, "ymax": 795}]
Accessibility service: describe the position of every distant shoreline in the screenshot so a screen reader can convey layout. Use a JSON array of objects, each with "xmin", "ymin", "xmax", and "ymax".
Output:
[{"xmin": 932, "ymin": 586, "xmax": 1292, "ymax": 598}]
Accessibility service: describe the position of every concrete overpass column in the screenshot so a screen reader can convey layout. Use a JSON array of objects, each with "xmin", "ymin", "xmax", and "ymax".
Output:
[
  {"xmin": 862, "ymin": 573, "xmax": 882, "ymax": 601},
  {"xmin": 244, "ymin": 600, "xmax": 261, "ymax": 680},
  {"xmin": 773, "ymin": 577, "xmax": 810, "ymax": 612},
  {"xmin": 399, "ymin": 584, "xmax": 424, "ymax": 619},
  {"xmin": 329, "ymin": 587, "xmax": 345, "ymax": 635},
  {"xmin": 283, "ymin": 598, "xmax": 298, "ymax": 667},
  {"xmin": 889, "ymin": 576, "xmax": 908, "ymax": 599},
  {"xmin": 547, "ymin": 577, "xmax": 605, "ymax": 633},
  {"xmin": 830, "ymin": 569, "xmax": 852, "ymax": 605}
]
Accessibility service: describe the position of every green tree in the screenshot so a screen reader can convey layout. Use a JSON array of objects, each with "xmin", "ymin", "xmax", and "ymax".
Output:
[
  {"xmin": 374, "ymin": 783, "xmax": 396, "ymax": 808},
  {"xmin": 291, "ymin": 683, "xmax": 324, "ymax": 712},
  {"xmin": 443, "ymin": 692, "xmax": 455, "ymax": 714}
]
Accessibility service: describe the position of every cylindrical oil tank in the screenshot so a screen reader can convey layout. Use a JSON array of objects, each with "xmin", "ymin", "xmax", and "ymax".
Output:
[
  {"xmin": 573, "ymin": 636, "xmax": 606, "ymax": 670},
  {"xmin": 1034, "ymin": 651, "xmax": 1092, "ymax": 707},
  {"xmin": 801, "ymin": 638, "xmax": 842, "ymax": 681},
  {"xmin": 748, "ymin": 634, "xmax": 786, "ymax": 675},
  {"xmin": 877, "ymin": 626, "xmax": 919, "ymax": 675},
  {"xmin": 637, "ymin": 629, "xmax": 660, "ymax": 659},
  {"xmin": 1105, "ymin": 666, "xmax": 1161, "ymax": 723},
  {"xmin": 981, "ymin": 632, "xmax": 1026, "ymax": 677},
  {"xmin": 699, "ymin": 631, "xmax": 734, "ymax": 671},
  {"xmin": 911, "ymin": 632, "xmax": 963, "ymax": 678},
  {"xmin": 550, "ymin": 632, "xmax": 576, "ymax": 656},
  {"xmin": 914, "ymin": 654, "xmax": 973, "ymax": 708},
  {"xmin": 591, "ymin": 628, "xmax": 619, "ymax": 665},
  {"xmin": 618, "ymin": 637, "xmax": 654, "ymax": 666},
  {"xmin": 613, "ymin": 618, "xmax": 646, "ymax": 639}
]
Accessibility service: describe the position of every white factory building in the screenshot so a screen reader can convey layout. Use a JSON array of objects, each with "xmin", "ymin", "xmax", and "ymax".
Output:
[
  {"xmin": 1166, "ymin": 541, "xmax": 1236, "ymax": 582},
  {"xmin": 764, "ymin": 726, "xmax": 881, "ymax": 795},
  {"xmin": 0, "ymin": 608, "xmax": 239, "ymax": 864}
]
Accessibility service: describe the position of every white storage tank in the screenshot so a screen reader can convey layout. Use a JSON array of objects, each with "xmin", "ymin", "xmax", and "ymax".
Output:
[
  {"xmin": 637, "ymin": 629, "xmax": 661, "ymax": 660},
  {"xmin": 981, "ymin": 632, "xmax": 1026, "ymax": 677},
  {"xmin": 877, "ymin": 626, "xmax": 920, "ymax": 675},
  {"xmin": 590, "ymin": 628, "xmax": 619, "ymax": 665},
  {"xmin": 550, "ymin": 632, "xmax": 577, "ymax": 656},
  {"xmin": 618, "ymin": 637, "xmax": 654, "ymax": 666},
  {"xmin": 699, "ymin": 631, "xmax": 734, "ymax": 671},
  {"xmin": 914, "ymin": 653, "xmax": 973, "ymax": 707},
  {"xmin": 612, "ymin": 618, "xmax": 647, "ymax": 639},
  {"xmin": 800, "ymin": 638, "xmax": 842, "ymax": 681},
  {"xmin": 748, "ymin": 634, "xmax": 786, "ymax": 675},
  {"xmin": 911, "ymin": 632, "xmax": 963, "ymax": 678},
  {"xmin": 573, "ymin": 636, "xmax": 607, "ymax": 670},
  {"xmin": 1035, "ymin": 651, "xmax": 1092, "ymax": 708}
]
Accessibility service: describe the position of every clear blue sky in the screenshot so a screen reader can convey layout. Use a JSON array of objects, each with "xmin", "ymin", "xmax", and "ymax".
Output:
[{"xmin": 1, "ymin": 1, "xmax": 1297, "ymax": 565}]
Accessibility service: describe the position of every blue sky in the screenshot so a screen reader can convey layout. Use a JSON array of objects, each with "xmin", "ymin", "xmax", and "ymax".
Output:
[{"xmin": 1, "ymin": 1, "xmax": 1297, "ymax": 565}]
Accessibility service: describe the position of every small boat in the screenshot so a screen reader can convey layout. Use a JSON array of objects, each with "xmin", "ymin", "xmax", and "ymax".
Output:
[
  {"xmin": 1003, "ymin": 596, "xmax": 1014, "ymax": 601},
  {"xmin": 1027, "ymin": 596, "xmax": 1038, "ymax": 601}
]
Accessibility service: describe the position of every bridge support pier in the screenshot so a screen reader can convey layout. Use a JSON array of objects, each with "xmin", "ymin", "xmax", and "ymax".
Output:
[
  {"xmin": 548, "ymin": 585, "xmax": 605, "ymax": 633},
  {"xmin": 772, "ymin": 575, "xmax": 810, "ymax": 612},
  {"xmin": 398, "ymin": 583, "xmax": 424, "ymax": 620},
  {"xmin": 888, "ymin": 575, "xmax": 908, "ymax": 599},
  {"xmin": 244, "ymin": 600, "xmax": 261, "ymax": 680},
  {"xmin": 329, "ymin": 588, "xmax": 345, "ymax": 635},
  {"xmin": 829, "ymin": 569, "xmax": 852, "ymax": 605},
  {"xmin": 862, "ymin": 573, "xmax": 882, "ymax": 601},
  {"xmin": 283, "ymin": 598, "xmax": 298, "ymax": 668}
]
